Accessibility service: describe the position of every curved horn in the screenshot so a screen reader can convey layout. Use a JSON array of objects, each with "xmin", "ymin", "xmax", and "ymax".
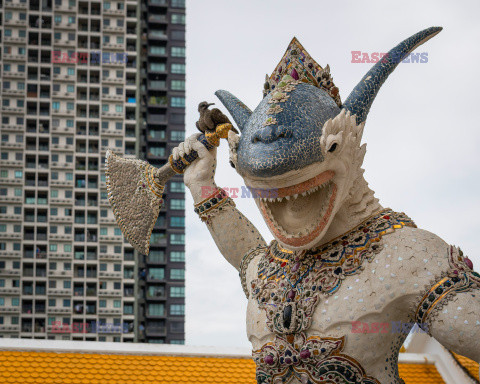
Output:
[
  {"xmin": 343, "ymin": 26, "xmax": 442, "ymax": 125},
  {"xmin": 215, "ymin": 90, "xmax": 252, "ymax": 132}
]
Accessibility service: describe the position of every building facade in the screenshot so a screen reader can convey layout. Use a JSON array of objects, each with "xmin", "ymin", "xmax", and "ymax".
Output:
[
  {"xmin": 0, "ymin": 0, "xmax": 185, "ymax": 344},
  {"xmin": 136, "ymin": 0, "xmax": 186, "ymax": 344}
]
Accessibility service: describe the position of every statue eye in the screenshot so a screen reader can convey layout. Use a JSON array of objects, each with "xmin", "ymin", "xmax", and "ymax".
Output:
[
  {"xmin": 229, "ymin": 160, "xmax": 236, "ymax": 169},
  {"xmin": 328, "ymin": 143, "xmax": 337, "ymax": 153}
]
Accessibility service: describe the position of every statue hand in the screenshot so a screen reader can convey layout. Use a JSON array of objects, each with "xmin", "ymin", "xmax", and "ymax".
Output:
[{"xmin": 171, "ymin": 133, "xmax": 217, "ymax": 199}]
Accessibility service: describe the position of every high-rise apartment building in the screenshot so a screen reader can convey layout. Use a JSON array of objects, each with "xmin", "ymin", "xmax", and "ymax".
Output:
[
  {"xmin": 136, "ymin": 0, "xmax": 186, "ymax": 344},
  {"xmin": 0, "ymin": 0, "xmax": 185, "ymax": 344}
]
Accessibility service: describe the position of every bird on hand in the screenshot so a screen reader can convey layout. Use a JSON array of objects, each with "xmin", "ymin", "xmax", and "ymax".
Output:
[{"xmin": 196, "ymin": 101, "xmax": 239, "ymax": 134}]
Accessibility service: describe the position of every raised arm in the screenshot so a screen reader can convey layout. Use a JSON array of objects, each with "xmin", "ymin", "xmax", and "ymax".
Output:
[{"xmin": 172, "ymin": 133, "xmax": 266, "ymax": 271}]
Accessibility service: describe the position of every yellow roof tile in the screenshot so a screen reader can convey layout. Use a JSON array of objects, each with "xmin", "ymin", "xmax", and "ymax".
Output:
[
  {"xmin": 451, "ymin": 352, "xmax": 480, "ymax": 383},
  {"xmin": 0, "ymin": 350, "xmax": 465, "ymax": 384}
]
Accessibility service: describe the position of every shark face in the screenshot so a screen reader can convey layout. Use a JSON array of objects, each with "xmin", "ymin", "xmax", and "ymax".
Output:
[
  {"xmin": 235, "ymin": 82, "xmax": 340, "ymax": 179},
  {"xmin": 217, "ymin": 27, "xmax": 442, "ymax": 251}
]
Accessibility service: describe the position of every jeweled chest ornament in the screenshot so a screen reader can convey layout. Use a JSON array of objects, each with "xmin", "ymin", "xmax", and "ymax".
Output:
[
  {"xmin": 249, "ymin": 209, "xmax": 416, "ymax": 334},
  {"xmin": 253, "ymin": 332, "xmax": 381, "ymax": 384}
]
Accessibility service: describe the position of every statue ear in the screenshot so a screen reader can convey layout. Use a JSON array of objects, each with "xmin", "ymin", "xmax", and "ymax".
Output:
[{"xmin": 215, "ymin": 90, "xmax": 252, "ymax": 133}]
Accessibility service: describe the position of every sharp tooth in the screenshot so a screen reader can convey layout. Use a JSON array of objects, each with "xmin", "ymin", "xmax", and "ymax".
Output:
[
  {"xmin": 277, "ymin": 197, "xmax": 282, "ymax": 202},
  {"xmin": 302, "ymin": 192, "xmax": 307, "ymax": 197},
  {"xmin": 293, "ymin": 194, "xmax": 299, "ymax": 199},
  {"xmin": 269, "ymin": 198, "xmax": 275, "ymax": 202},
  {"xmin": 285, "ymin": 196, "xmax": 290, "ymax": 200}
]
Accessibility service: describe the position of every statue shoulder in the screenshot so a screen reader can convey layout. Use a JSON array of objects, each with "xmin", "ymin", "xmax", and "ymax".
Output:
[{"xmin": 383, "ymin": 226, "xmax": 452, "ymax": 281}]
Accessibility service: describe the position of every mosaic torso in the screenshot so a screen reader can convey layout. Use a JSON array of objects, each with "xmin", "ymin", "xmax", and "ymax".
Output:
[{"xmin": 240, "ymin": 209, "xmax": 480, "ymax": 384}]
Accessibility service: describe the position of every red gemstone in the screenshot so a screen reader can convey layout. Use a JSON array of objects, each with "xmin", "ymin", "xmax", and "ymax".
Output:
[
  {"xmin": 342, "ymin": 241, "xmax": 348, "ymax": 246},
  {"xmin": 453, "ymin": 270, "xmax": 459, "ymax": 275},
  {"xmin": 363, "ymin": 228, "xmax": 369, "ymax": 233},
  {"xmin": 287, "ymin": 290, "xmax": 295, "ymax": 300},
  {"xmin": 264, "ymin": 355, "xmax": 274, "ymax": 365},
  {"xmin": 300, "ymin": 350, "xmax": 311, "ymax": 359},
  {"xmin": 281, "ymin": 262, "xmax": 287, "ymax": 268},
  {"xmin": 383, "ymin": 215, "xmax": 390, "ymax": 220},
  {"xmin": 291, "ymin": 68, "xmax": 299, "ymax": 80},
  {"xmin": 465, "ymin": 257, "xmax": 474, "ymax": 270}
]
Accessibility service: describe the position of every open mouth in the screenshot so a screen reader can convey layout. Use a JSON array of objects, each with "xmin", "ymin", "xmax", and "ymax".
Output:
[{"xmin": 256, "ymin": 171, "xmax": 337, "ymax": 248}]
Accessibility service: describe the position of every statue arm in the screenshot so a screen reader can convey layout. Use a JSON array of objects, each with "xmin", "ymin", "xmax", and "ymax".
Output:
[
  {"xmin": 173, "ymin": 133, "xmax": 267, "ymax": 271},
  {"xmin": 428, "ymin": 289, "xmax": 480, "ymax": 364},
  {"xmin": 412, "ymin": 245, "xmax": 480, "ymax": 364}
]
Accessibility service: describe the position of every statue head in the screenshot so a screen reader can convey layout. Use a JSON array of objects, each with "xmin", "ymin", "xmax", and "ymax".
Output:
[{"xmin": 217, "ymin": 28, "xmax": 442, "ymax": 251}]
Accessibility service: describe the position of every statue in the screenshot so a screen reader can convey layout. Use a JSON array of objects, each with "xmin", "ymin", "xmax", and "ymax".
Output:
[{"xmin": 106, "ymin": 27, "xmax": 480, "ymax": 383}]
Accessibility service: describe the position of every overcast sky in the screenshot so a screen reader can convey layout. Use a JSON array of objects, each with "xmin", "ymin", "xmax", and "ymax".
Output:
[{"xmin": 183, "ymin": 0, "xmax": 480, "ymax": 349}]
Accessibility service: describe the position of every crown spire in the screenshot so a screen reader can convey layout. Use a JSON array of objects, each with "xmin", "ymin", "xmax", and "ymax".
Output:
[{"xmin": 263, "ymin": 37, "xmax": 341, "ymax": 107}]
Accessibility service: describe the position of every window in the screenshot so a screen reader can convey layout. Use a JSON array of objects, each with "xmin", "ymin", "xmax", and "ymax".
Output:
[
  {"xmin": 171, "ymin": 30, "xmax": 185, "ymax": 41},
  {"xmin": 170, "ymin": 199, "xmax": 185, "ymax": 210},
  {"xmin": 171, "ymin": 80, "xmax": 185, "ymax": 90},
  {"xmin": 150, "ymin": 46, "xmax": 165, "ymax": 55},
  {"xmin": 170, "ymin": 182, "xmax": 184, "ymax": 193},
  {"xmin": 99, "ymin": 300, "xmax": 106, "ymax": 308},
  {"xmin": 170, "ymin": 268, "xmax": 185, "ymax": 280},
  {"xmin": 150, "ymin": 63, "xmax": 166, "ymax": 72},
  {"xmin": 170, "ymin": 304, "xmax": 185, "ymax": 315},
  {"xmin": 148, "ymin": 303, "xmax": 164, "ymax": 316},
  {"xmin": 149, "ymin": 268, "xmax": 164, "ymax": 280},
  {"xmin": 171, "ymin": 63, "xmax": 185, "ymax": 74},
  {"xmin": 170, "ymin": 130, "xmax": 185, "ymax": 141},
  {"xmin": 115, "ymin": 105, "xmax": 123, "ymax": 112},
  {"xmin": 171, "ymin": 97, "xmax": 185, "ymax": 108},
  {"xmin": 67, "ymin": 68, "xmax": 75, "ymax": 76},
  {"xmin": 170, "ymin": 286, "xmax": 185, "ymax": 298},
  {"xmin": 171, "ymin": 47, "xmax": 185, "ymax": 57},
  {"xmin": 50, "ymin": 244, "xmax": 57, "ymax": 252},
  {"xmin": 14, "ymin": 171, "xmax": 22, "ymax": 179},
  {"xmin": 170, "ymin": 233, "xmax": 185, "ymax": 245},
  {"xmin": 170, "ymin": 217, "xmax": 184, "ymax": 228},
  {"xmin": 64, "ymin": 281, "xmax": 71, "ymax": 289},
  {"xmin": 54, "ymin": 15, "xmax": 62, "ymax": 23},
  {"xmin": 52, "ymin": 102, "xmax": 59, "ymax": 112},
  {"xmin": 116, "ymin": 37, "xmax": 124, "ymax": 44},
  {"xmin": 114, "ymin": 228, "xmax": 122, "ymax": 236},
  {"xmin": 103, "ymin": 2, "xmax": 110, "ymax": 9},
  {"xmin": 68, "ymin": 16, "xmax": 75, "ymax": 24},
  {"xmin": 67, "ymin": 85, "xmax": 74, "ymax": 93},
  {"xmin": 170, "ymin": 340, "xmax": 185, "ymax": 345},
  {"xmin": 149, "ymin": 146, "xmax": 165, "ymax": 157},
  {"xmin": 171, "ymin": 13, "xmax": 186, "ymax": 24},
  {"xmin": 113, "ymin": 300, "xmax": 121, "ymax": 308}
]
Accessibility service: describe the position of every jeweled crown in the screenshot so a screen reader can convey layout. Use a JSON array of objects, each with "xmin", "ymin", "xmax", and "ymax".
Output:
[{"xmin": 263, "ymin": 37, "xmax": 342, "ymax": 107}]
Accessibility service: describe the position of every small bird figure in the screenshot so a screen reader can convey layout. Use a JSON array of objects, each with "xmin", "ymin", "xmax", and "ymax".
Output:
[{"xmin": 196, "ymin": 101, "xmax": 238, "ymax": 133}]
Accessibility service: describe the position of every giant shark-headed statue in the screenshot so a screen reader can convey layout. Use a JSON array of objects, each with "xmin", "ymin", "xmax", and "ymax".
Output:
[{"xmin": 108, "ymin": 27, "xmax": 480, "ymax": 383}]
